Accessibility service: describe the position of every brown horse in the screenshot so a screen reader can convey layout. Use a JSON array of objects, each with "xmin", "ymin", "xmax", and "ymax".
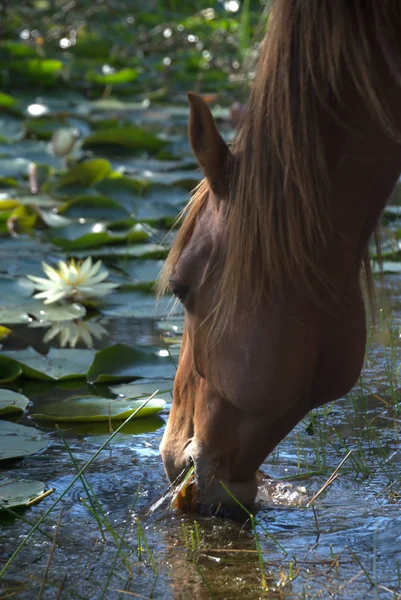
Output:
[{"xmin": 157, "ymin": 0, "xmax": 401, "ymax": 511}]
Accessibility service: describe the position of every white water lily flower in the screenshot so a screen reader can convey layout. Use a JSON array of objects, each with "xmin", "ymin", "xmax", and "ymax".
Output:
[
  {"xmin": 51, "ymin": 128, "xmax": 79, "ymax": 157},
  {"xmin": 27, "ymin": 258, "xmax": 119, "ymax": 304},
  {"xmin": 43, "ymin": 319, "xmax": 108, "ymax": 348}
]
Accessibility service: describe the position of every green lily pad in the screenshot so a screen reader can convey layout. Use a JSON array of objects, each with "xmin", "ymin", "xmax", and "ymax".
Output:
[
  {"xmin": 82, "ymin": 126, "xmax": 167, "ymax": 154},
  {"xmin": 0, "ymin": 348, "xmax": 95, "ymax": 381},
  {"xmin": 0, "ymin": 92, "xmax": 17, "ymax": 110},
  {"xmin": 111, "ymin": 379, "xmax": 173, "ymax": 404},
  {"xmin": 87, "ymin": 343, "xmax": 175, "ymax": 383},
  {"xmin": 9, "ymin": 59, "xmax": 63, "ymax": 84},
  {"xmin": 38, "ymin": 416, "xmax": 165, "ymax": 438},
  {"xmin": 24, "ymin": 116, "xmax": 67, "ymax": 141},
  {"xmin": 0, "ymin": 390, "xmax": 29, "ymax": 416},
  {"xmin": 0, "ymin": 479, "xmax": 46, "ymax": 510},
  {"xmin": 62, "ymin": 195, "xmax": 129, "ymax": 221},
  {"xmin": 101, "ymin": 290, "xmax": 172, "ymax": 318},
  {"xmin": 0, "ymin": 420, "xmax": 48, "ymax": 461},
  {"xmin": 86, "ymin": 67, "xmax": 140, "ymax": 85},
  {"xmin": 0, "ymin": 357, "xmax": 23, "ymax": 384},
  {"xmin": 56, "ymin": 159, "xmax": 112, "ymax": 189},
  {"xmin": 117, "ymin": 259, "xmax": 164, "ymax": 287},
  {"xmin": 94, "ymin": 176, "xmax": 149, "ymax": 209},
  {"xmin": 31, "ymin": 395, "xmax": 166, "ymax": 422},
  {"xmin": 49, "ymin": 221, "xmax": 149, "ymax": 250},
  {"xmin": 72, "ymin": 243, "xmax": 168, "ymax": 260}
]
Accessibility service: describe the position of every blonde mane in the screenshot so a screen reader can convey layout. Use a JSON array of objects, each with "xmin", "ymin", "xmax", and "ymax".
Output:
[{"xmin": 158, "ymin": 0, "xmax": 401, "ymax": 340}]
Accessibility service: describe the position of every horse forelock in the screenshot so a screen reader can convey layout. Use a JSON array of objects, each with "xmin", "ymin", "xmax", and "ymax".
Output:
[{"xmin": 158, "ymin": 0, "xmax": 401, "ymax": 343}]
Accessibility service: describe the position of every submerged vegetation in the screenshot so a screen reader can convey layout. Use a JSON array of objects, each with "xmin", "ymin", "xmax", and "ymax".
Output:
[{"xmin": 0, "ymin": 0, "xmax": 400, "ymax": 598}]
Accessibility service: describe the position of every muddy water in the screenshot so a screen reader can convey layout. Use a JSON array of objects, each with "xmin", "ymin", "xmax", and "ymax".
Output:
[{"xmin": 1, "ymin": 282, "xmax": 401, "ymax": 599}]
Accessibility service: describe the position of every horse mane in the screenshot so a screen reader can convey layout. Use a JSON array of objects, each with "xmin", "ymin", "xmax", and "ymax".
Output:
[{"xmin": 158, "ymin": 0, "xmax": 401, "ymax": 340}]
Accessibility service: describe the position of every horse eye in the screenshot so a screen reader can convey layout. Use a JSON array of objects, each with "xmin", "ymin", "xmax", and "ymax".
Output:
[{"xmin": 169, "ymin": 281, "xmax": 189, "ymax": 302}]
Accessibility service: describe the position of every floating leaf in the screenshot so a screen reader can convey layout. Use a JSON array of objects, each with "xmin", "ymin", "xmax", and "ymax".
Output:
[
  {"xmin": 117, "ymin": 259, "xmax": 164, "ymax": 284},
  {"xmin": 0, "ymin": 390, "xmax": 29, "ymax": 416},
  {"xmin": 24, "ymin": 116, "xmax": 66, "ymax": 141},
  {"xmin": 56, "ymin": 159, "xmax": 112, "ymax": 189},
  {"xmin": 0, "ymin": 92, "xmax": 17, "ymax": 110},
  {"xmin": 62, "ymin": 195, "xmax": 128, "ymax": 221},
  {"xmin": 10, "ymin": 59, "xmax": 63, "ymax": 84},
  {"xmin": 82, "ymin": 126, "xmax": 167, "ymax": 153},
  {"xmin": 0, "ymin": 479, "xmax": 46, "ymax": 510},
  {"xmin": 86, "ymin": 67, "xmax": 139, "ymax": 85},
  {"xmin": 0, "ymin": 421, "xmax": 48, "ymax": 461},
  {"xmin": 39, "ymin": 416, "xmax": 164, "ymax": 438},
  {"xmin": 87, "ymin": 343, "xmax": 175, "ymax": 383},
  {"xmin": 0, "ymin": 325, "xmax": 11, "ymax": 340},
  {"xmin": 101, "ymin": 290, "xmax": 172, "ymax": 318},
  {"xmin": 0, "ymin": 357, "xmax": 23, "ymax": 384},
  {"xmin": 111, "ymin": 379, "xmax": 173, "ymax": 404},
  {"xmin": 72, "ymin": 243, "xmax": 167, "ymax": 259},
  {"xmin": 0, "ymin": 348, "xmax": 95, "ymax": 381},
  {"xmin": 31, "ymin": 395, "xmax": 166, "ymax": 422},
  {"xmin": 49, "ymin": 221, "xmax": 149, "ymax": 250}
]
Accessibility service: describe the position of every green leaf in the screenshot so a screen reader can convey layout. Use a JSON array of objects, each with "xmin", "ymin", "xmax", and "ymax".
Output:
[
  {"xmin": 0, "ymin": 176, "xmax": 18, "ymax": 188},
  {"xmin": 101, "ymin": 290, "xmax": 172, "ymax": 318},
  {"xmin": 31, "ymin": 396, "xmax": 166, "ymax": 422},
  {"xmin": 86, "ymin": 67, "xmax": 139, "ymax": 85},
  {"xmin": 10, "ymin": 59, "xmax": 63, "ymax": 82},
  {"xmin": 0, "ymin": 390, "xmax": 29, "ymax": 416},
  {"xmin": 24, "ymin": 117, "xmax": 66, "ymax": 141},
  {"xmin": 0, "ymin": 357, "xmax": 23, "ymax": 384},
  {"xmin": 0, "ymin": 302, "xmax": 86, "ymax": 326},
  {"xmin": 62, "ymin": 195, "xmax": 129, "ymax": 221},
  {"xmin": 0, "ymin": 348, "xmax": 95, "ymax": 381},
  {"xmin": 87, "ymin": 343, "xmax": 175, "ymax": 383},
  {"xmin": 110, "ymin": 379, "xmax": 173, "ymax": 404},
  {"xmin": 56, "ymin": 158, "xmax": 112, "ymax": 189},
  {"xmin": 117, "ymin": 259, "xmax": 164, "ymax": 290},
  {"xmin": 0, "ymin": 421, "xmax": 48, "ymax": 461},
  {"xmin": 0, "ymin": 479, "xmax": 46, "ymax": 510},
  {"xmin": 49, "ymin": 221, "xmax": 149, "ymax": 250},
  {"xmin": 82, "ymin": 126, "xmax": 168, "ymax": 154},
  {"xmin": 72, "ymin": 243, "xmax": 168, "ymax": 259},
  {"xmin": 0, "ymin": 93, "xmax": 17, "ymax": 111},
  {"xmin": 94, "ymin": 176, "xmax": 149, "ymax": 210},
  {"xmin": 66, "ymin": 416, "xmax": 164, "ymax": 440}
]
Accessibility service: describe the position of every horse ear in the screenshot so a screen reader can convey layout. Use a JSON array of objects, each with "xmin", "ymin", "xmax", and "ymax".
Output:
[{"xmin": 188, "ymin": 92, "xmax": 232, "ymax": 197}]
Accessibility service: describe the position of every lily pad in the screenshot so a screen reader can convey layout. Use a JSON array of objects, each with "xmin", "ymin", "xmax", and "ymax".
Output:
[
  {"xmin": 56, "ymin": 159, "xmax": 112, "ymax": 189},
  {"xmin": 101, "ymin": 290, "xmax": 172, "ymax": 318},
  {"xmin": 31, "ymin": 395, "xmax": 166, "ymax": 422},
  {"xmin": 0, "ymin": 479, "xmax": 46, "ymax": 510},
  {"xmin": 9, "ymin": 58, "xmax": 63, "ymax": 85},
  {"xmin": 0, "ymin": 347, "xmax": 95, "ymax": 381},
  {"xmin": 49, "ymin": 222, "xmax": 149, "ymax": 250},
  {"xmin": 0, "ymin": 420, "xmax": 48, "ymax": 461},
  {"xmin": 111, "ymin": 379, "xmax": 173, "ymax": 404},
  {"xmin": 86, "ymin": 67, "xmax": 140, "ymax": 85},
  {"xmin": 72, "ymin": 243, "xmax": 168, "ymax": 259},
  {"xmin": 24, "ymin": 116, "xmax": 67, "ymax": 141},
  {"xmin": 117, "ymin": 259, "xmax": 164, "ymax": 288},
  {"xmin": 0, "ymin": 297, "xmax": 86, "ymax": 326},
  {"xmin": 0, "ymin": 390, "xmax": 29, "ymax": 416},
  {"xmin": 62, "ymin": 195, "xmax": 129, "ymax": 221},
  {"xmin": 82, "ymin": 126, "xmax": 167, "ymax": 154},
  {"xmin": 87, "ymin": 343, "xmax": 175, "ymax": 383}
]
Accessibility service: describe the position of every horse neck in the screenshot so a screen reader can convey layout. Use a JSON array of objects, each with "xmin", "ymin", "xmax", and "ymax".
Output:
[{"xmin": 325, "ymin": 69, "xmax": 401, "ymax": 279}]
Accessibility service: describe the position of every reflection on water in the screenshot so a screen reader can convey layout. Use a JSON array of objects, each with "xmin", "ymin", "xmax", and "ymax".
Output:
[
  {"xmin": 1, "ymin": 279, "xmax": 401, "ymax": 599},
  {"xmin": 29, "ymin": 318, "xmax": 108, "ymax": 348}
]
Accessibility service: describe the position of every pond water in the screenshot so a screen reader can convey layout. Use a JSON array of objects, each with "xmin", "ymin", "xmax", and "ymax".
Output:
[{"xmin": 1, "ymin": 280, "xmax": 401, "ymax": 599}]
